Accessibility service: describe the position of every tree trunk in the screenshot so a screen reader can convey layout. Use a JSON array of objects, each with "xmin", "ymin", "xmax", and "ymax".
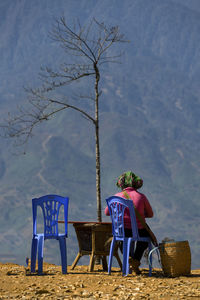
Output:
[
  {"xmin": 94, "ymin": 62, "xmax": 102, "ymax": 222},
  {"xmin": 95, "ymin": 122, "xmax": 101, "ymax": 222}
]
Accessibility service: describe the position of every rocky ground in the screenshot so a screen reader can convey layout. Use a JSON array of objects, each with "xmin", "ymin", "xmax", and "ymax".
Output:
[{"xmin": 0, "ymin": 262, "xmax": 200, "ymax": 299}]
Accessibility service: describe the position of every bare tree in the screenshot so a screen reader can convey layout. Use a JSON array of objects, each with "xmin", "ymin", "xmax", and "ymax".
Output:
[{"xmin": 0, "ymin": 17, "xmax": 126, "ymax": 222}]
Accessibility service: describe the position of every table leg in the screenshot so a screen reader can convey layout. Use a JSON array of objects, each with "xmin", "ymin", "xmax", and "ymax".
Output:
[
  {"xmin": 89, "ymin": 253, "xmax": 95, "ymax": 272},
  {"xmin": 71, "ymin": 252, "xmax": 82, "ymax": 270},
  {"xmin": 102, "ymin": 256, "xmax": 108, "ymax": 271}
]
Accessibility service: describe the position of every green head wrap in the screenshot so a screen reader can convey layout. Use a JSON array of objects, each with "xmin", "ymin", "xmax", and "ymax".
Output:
[{"xmin": 116, "ymin": 171, "xmax": 143, "ymax": 190}]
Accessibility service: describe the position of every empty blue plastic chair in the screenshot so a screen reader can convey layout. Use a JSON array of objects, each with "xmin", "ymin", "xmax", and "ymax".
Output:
[
  {"xmin": 106, "ymin": 196, "xmax": 152, "ymax": 276},
  {"xmin": 31, "ymin": 194, "xmax": 69, "ymax": 274}
]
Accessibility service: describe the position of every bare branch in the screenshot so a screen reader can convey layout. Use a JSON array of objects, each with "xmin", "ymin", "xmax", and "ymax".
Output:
[
  {"xmin": 50, "ymin": 17, "xmax": 96, "ymax": 62},
  {"xmin": 1, "ymin": 93, "xmax": 95, "ymax": 147},
  {"xmin": 1, "ymin": 17, "xmax": 127, "ymax": 146},
  {"xmin": 0, "ymin": 16, "xmax": 128, "ymax": 222}
]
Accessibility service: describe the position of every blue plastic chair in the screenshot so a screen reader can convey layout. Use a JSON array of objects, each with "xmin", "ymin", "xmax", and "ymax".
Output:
[
  {"xmin": 106, "ymin": 196, "xmax": 153, "ymax": 276},
  {"xmin": 31, "ymin": 194, "xmax": 69, "ymax": 274}
]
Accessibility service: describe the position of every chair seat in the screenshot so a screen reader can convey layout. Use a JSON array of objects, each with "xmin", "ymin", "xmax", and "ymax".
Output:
[{"xmin": 33, "ymin": 233, "xmax": 67, "ymax": 239}]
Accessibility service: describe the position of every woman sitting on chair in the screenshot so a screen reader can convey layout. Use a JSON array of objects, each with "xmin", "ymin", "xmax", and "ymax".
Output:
[{"xmin": 104, "ymin": 171, "xmax": 154, "ymax": 275}]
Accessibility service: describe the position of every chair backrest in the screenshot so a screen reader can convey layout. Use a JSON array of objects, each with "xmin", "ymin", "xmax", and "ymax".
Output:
[
  {"xmin": 32, "ymin": 194, "xmax": 69, "ymax": 238},
  {"xmin": 106, "ymin": 196, "xmax": 139, "ymax": 239}
]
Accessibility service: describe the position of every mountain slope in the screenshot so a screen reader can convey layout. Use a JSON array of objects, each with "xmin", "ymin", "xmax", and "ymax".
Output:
[{"xmin": 0, "ymin": 0, "xmax": 200, "ymax": 268}]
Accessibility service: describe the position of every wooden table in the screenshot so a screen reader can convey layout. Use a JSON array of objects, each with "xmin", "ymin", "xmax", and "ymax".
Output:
[{"xmin": 59, "ymin": 221, "xmax": 122, "ymax": 272}]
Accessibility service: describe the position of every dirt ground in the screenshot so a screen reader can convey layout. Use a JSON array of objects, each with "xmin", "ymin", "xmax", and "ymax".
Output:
[{"xmin": 0, "ymin": 262, "xmax": 200, "ymax": 299}]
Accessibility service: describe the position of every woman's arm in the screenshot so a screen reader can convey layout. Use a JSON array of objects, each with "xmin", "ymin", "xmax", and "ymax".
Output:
[
  {"xmin": 144, "ymin": 196, "xmax": 154, "ymax": 218},
  {"xmin": 104, "ymin": 206, "xmax": 110, "ymax": 216}
]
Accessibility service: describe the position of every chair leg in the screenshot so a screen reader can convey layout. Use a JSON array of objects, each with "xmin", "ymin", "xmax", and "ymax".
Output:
[
  {"xmin": 122, "ymin": 239, "xmax": 129, "ymax": 276},
  {"xmin": 127, "ymin": 239, "xmax": 132, "ymax": 275},
  {"xmin": 37, "ymin": 235, "xmax": 44, "ymax": 274},
  {"xmin": 108, "ymin": 239, "xmax": 116, "ymax": 274},
  {"xmin": 71, "ymin": 252, "xmax": 82, "ymax": 270},
  {"xmin": 31, "ymin": 237, "xmax": 38, "ymax": 273},
  {"xmin": 59, "ymin": 237, "xmax": 67, "ymax": 274}
]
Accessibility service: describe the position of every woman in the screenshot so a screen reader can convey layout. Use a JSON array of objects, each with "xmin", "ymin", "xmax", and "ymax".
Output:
[{"xmin": 105, "ymin": 171, "xmax": 154, "ymax": 275}]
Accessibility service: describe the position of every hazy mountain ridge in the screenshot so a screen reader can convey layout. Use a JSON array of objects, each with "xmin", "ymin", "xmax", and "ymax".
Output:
[
  {"xmin": 173, "ymin": 0, "xmax": 200, "ymax": 13},
  {"xmin": 0, "ymin": 0, "xmax": 200, "ymax": 268}
]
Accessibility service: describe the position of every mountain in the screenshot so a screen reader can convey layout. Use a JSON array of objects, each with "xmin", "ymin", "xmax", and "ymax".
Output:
[
  {"xmin": 0, "ymin": 0, "xmax": 200, "ymax": 268},
  {"xmin": 173, "ymin": 0, "xmax": 200, "ymax": 12}
]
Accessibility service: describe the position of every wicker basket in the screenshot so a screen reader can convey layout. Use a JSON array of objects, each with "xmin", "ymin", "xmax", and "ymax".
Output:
[{"xmin": 159, "ymin": 240, "xmax": 191, "ymax": 277}]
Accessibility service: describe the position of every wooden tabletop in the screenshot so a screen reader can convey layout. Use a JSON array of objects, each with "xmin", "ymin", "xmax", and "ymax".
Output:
[{"xmin": 58, "ymin": 221, "xmax": 112, "ymax": 225}]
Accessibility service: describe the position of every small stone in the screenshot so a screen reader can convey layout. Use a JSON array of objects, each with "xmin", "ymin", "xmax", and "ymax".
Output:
[{"xmin": 35, "ymin": 289, "xmax": 50, "ymax": 295}]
